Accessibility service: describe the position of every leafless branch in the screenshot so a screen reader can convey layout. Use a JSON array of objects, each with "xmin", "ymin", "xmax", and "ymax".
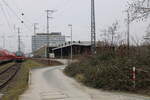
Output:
[{"xmin": 128, "ymin": 0, "xmax": 150, "ymax": 21}]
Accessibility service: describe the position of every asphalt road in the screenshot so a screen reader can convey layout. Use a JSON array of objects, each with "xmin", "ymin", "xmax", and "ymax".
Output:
[{"xmin": 20, "ymin": 62, "xmax": 150, "ymax": 100}]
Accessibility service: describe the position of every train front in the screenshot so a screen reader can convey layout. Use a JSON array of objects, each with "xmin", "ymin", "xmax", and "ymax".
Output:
[{"xmin": 15, "ymin": 51, "xmax": 25, "ymax": 62}]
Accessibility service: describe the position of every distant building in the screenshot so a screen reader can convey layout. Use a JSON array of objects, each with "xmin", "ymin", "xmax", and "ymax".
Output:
[
  {"xmin": 52, "ymin": 41, "xmax": 92, "ymax": 58},
  {"xmin": 32, "ymin": 32, "xmax": 66, "ymax": 52}
]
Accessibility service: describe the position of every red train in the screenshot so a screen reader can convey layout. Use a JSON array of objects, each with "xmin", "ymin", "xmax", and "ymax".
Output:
[
  {"xmin": 15, "ymin": 51, "xmax": 25, "ymax": 62},
  {"xmin": 0, "ymin": 49, "xmax": 25, "ymax": 64}
]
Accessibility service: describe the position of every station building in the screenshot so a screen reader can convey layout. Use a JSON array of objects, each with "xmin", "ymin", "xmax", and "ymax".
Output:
[
  {"xmin": 32, "ymin": 32, "xmax": 66, "ymax": 52},
  {"xmin": 52, "ymin": 41, "xmax": 91, "ymax": 58}
]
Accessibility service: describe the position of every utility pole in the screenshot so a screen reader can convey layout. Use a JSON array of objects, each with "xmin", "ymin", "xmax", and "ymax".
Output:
[
  {"xmin": 127, "ymin": 10, "xmax": 130, "ymax": 55},
  {"xmin": 45, "ymin": 10, "xmax": 55, "ymax": 58},
  {"xmin": 61, "ymin": 47, "xmax": 63, "ymax": 59},
  {"xmin": 18, "ymin": 27, "xmax": 21, "ymax": 52},
  {"xmin": 34, "ymin": 23, "xmax": 38, "ymax": 35},
  {"xmin": 33, "ymin": 23, "xmax": 38, "ymax": 56},
  {"xmin": 0, "ymin": 35, "xmax": 5, "ymax": 49},
  {"xmin": 91, "ymin": 0, "xmax": 96, "ymax": 54},
  {"xmin": 68, "ymin": 24, "xmax": 73, "ymax": 60},
  {"xmin": 2, "ymin": 35, "xmax": 5, "ymax": 49},
  {"xmin": 110, "ymin": 27, "xmax": 114, "ymax": 46}
]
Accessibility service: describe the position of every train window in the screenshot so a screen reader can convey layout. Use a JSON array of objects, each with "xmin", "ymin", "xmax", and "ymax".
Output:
[{"xmin": 16, "ymin": 51, "xmax": 23, "ymax": 56}]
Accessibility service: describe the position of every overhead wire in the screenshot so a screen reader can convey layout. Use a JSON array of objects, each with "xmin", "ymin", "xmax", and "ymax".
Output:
[
  {"xmin": 54, "ymin": 0, "xmax": 72, "ymax": 17},
  {"xmin": 0, "ymin": 0, "xmax": 33, "ymax": 52},
  {"xmin": 0, "ymin": 2, "xmax": 13, "ymax": 32},
  {"xmin": 11, "ymin": 0, "xmax": 33, "ymax": 30},
  {"xmin": 2, "ymin": 0, "xmax": 22, "ymax": 22},
  {"xmin": 2, "ymin": 1, "xmax": 17, "ymax": 33},
  {"xmin": 1, "ymin": 0, "xmax": 33, "ymax": 32}
]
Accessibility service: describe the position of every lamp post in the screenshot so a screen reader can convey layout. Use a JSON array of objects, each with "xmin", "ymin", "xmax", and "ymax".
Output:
[{"xmin": 68, "ymin": 24, "xmax": 73, "ymax": 60}]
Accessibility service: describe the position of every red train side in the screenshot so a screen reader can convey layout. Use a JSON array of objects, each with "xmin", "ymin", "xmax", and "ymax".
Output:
[
  {"xmin": 0, "ymin": 49, "xmax": 25, "ymax": 64},
  {"xmin": 0, "ymin": 50, "xmax": 14, "ymax": 64}
]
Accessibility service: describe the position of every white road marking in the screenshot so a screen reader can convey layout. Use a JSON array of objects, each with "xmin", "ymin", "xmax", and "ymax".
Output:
[{"xmin": 40, "ymin": 89, "xmax": 67, "ymax": 100}]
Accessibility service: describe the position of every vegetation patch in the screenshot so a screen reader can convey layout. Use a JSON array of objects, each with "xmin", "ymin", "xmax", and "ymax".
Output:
[
  {"xmin": 0, "ymin": 62, "xmax": 29, "ymax": 100},
  {"xmin": 64, "ymin": 46, "xmax": 150, "ymax": 95}
]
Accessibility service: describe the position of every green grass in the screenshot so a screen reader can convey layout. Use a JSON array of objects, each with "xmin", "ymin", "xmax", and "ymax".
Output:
[{"xmin": 23, "ymin": 60, "xmax": 46, "ymax": 69}]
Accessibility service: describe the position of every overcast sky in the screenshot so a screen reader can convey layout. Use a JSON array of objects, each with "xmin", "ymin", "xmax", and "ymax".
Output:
[{"xmin": 0, "ymin": 0, "xmax": 149, "ymax": 53}]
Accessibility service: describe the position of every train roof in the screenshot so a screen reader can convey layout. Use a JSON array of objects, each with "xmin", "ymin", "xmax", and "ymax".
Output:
[{"xmin": 0, "ymin": 49, "xmax": 15, "ymax": 56}]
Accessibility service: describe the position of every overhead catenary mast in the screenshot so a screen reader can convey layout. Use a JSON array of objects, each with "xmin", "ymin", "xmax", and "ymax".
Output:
[
  {"xmin": 127, "ymin": 10, "xmax": 130, "ymax": 55},
  {"xmin": 18, "ymin": 27, "xmax": 21, "ymax": 52},
  {"xmin": 34, "ymin": 23, "xmax": 38, "ymax": 35},
  {"xmin": 2, "ymin": 35, "xmax": 5, "ymax": 49},
  {"xmin": 91, "ymin": 0, "xmax": 96, "ymax": 54},
  {"xmin": 45, "ymin": 10, "xmax": 55, "ymax": 58}
]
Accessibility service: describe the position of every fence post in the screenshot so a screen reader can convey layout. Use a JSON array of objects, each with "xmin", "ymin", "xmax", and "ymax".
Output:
[{"xmin": 133, "ymin": 67, "xmax": 136, "ymax": 89}]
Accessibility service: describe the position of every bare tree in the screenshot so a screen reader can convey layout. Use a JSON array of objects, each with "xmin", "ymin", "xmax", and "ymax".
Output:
[
  {"xmin": 128, "ymin": 0, "xmax": 150, "ymax": 21},
  {"xmin": 101, "ymin": 21, "xmax": 120, "ymax": 46},
  {"xmin": 128, "ymin": 0, "xmax": 150, "ymax": 44},
  {"xmin": 101, "ymin": 29, "xmax": 109, "ymax": 44},
  {"xmin": 108, "ymin": 21, "xmax": 119, "ymax": 46}
]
